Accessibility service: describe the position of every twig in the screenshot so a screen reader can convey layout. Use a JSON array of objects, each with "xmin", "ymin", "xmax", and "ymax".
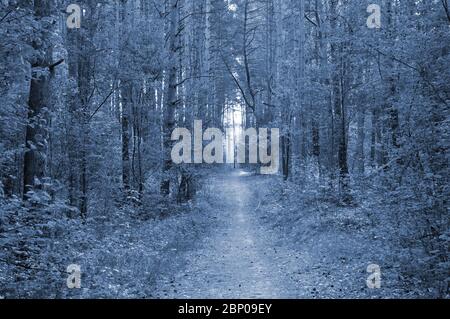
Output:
[
  {"xmin": 48, "ymin": 59, "xmax": 64, "ymax": 71},
  {"xmin": 87, "ymin": 87, "xmax": 117, "ymax": 122},
  {"xmin": 0, "ymin": 9, "xmax": 13, "ymax": 23},
  {"xmin": 220, "ymin": 53, "xmax": 255, "ymax": 113},
  {"xmin": 304, "ymin": 14, "xmax": 317, "ymax": 27}
]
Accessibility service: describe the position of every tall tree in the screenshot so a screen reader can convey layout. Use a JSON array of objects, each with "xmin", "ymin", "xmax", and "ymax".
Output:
[{"xmin": 23, "ymin": 0, "xmax": 59, "ymax": 198}]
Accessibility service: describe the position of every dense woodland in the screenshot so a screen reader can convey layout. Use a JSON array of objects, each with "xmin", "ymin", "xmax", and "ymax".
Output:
[{"xmin": 0, "ymin": 0, "xmax": 449, "ymax": 298}]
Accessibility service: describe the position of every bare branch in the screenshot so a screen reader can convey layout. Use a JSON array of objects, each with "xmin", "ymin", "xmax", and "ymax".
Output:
[{"xmin": 220, "ymin": 54, "xmax": 255, "ymax": 113}]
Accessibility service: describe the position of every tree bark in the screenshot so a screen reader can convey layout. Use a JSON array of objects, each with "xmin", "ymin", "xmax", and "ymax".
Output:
[
  {"xmin": 356, "ymin": 106, "xmax": 365, "ymax": 176},
  {"xmin": 161, "ymin": 0, "xmax": 180, "ymax": 196},
  {"xmin": 121, "ymin": 84, "xmax": 132, "ymax": 192},
  {"xmin": 23, "ymin": 0, "xmax": 55, "ymax": 198}
]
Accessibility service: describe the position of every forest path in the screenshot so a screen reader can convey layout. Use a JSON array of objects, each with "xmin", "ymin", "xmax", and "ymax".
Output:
[{"xmin": 154, "ymin": 170, "xmax": 306, "ymax": 298}]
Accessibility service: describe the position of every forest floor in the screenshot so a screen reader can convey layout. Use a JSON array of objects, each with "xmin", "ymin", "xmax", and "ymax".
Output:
[
  {"xmin": 152, "ymin": 170, "xmax": 410, "ymax": 298},
  {"xmin": 1, "ymin": 169, "xmax": 419, "ymax": 298}
]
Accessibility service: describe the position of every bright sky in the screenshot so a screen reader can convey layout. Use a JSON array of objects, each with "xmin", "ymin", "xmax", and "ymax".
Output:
[
  {"xmin": 228, "ymin": 3, "xmax": 237, "ymax": 12},
  {"xmin": 224, "ymin": 100, "xmax": 244, "ymax": 164}
]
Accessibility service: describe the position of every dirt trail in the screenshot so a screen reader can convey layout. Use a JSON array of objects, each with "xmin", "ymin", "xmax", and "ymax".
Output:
[{"xmin": 154, "ymin": 171, "xmax": 306, "ymax": 298}]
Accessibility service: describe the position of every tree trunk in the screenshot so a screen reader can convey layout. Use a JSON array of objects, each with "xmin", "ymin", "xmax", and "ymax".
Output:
[
  {"xmin": 161, "ymin": 0, "xmax": 180, "ymax": 196},
  {"xmin": 23, "ymin": 73, "xmax": 49, "ymax": 197},
  {"xmin": 23, "ymin": 0, "xmax": 55, "ymax": 198},
  {"xmin": 121, "ymin": 84, "xmax": 132, "ymax": 192},
  {"xmin": 356, "ymin": 106, "xmax": 365, "ymax": 176}
]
